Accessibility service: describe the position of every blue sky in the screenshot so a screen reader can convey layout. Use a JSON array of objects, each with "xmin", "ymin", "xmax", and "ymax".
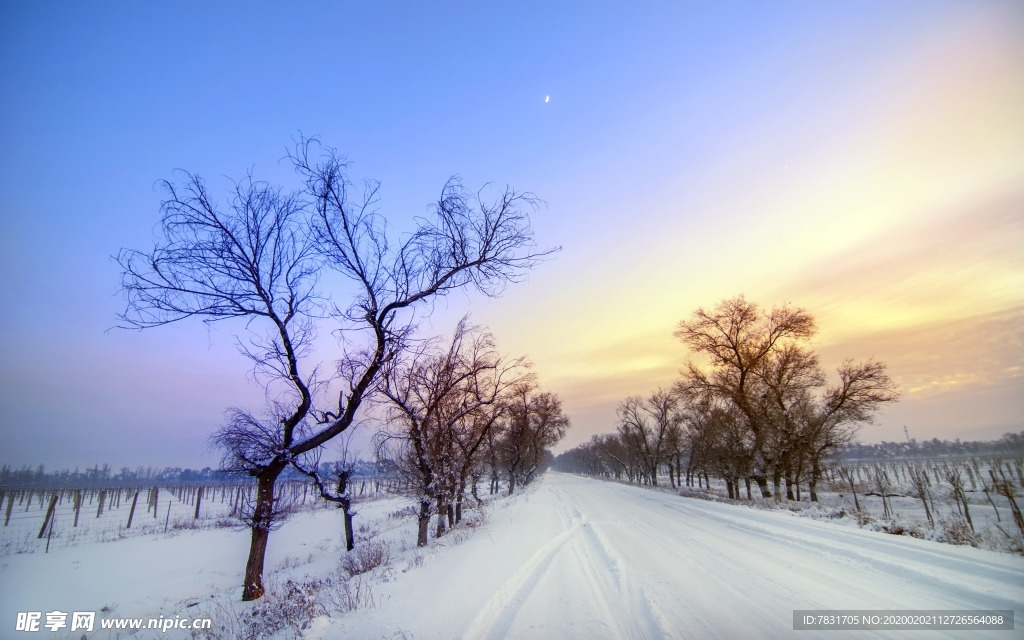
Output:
[{"xmin": 1, "ymin": 1, "xmax": 1021, "ymax": 469}]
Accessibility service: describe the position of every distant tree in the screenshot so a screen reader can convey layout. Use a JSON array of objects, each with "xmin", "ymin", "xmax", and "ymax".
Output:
[
  {"xmin": 675, "ymin": 296, "xmax": 816, "ymax": 497},
  {"xmin": 375, "ymin": 318, "xmax": 529, "ymax": 546},
  {"xmin": 678, "ymin": 394, "xmax": 751, "ymax": 497},
  {"xmin": 117, "ymin": 137, "xmax": 556, "ymax": 600},
  {"xmin": 499, "ymin": 384, "xmax": 570, "ymax": 493},
  {"xmin": 290, "ymin": 434, "xmax": 361, "ymax": 552},
  {"xmin": 615, "ymin": 389, "xmax": 681, "ymax": 487},
  {"xmin": 674, "ymin": 296, "xmax": 898, "ymax": 500},
  {"xmin": 800, "ymin": 360, "xmax": 900, "ymax": 500}
]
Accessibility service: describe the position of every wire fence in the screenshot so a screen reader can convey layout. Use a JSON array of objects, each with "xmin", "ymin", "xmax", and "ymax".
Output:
[{"xmin": 0, "ymin": 477, "xmax": 408, "ymax": 556}]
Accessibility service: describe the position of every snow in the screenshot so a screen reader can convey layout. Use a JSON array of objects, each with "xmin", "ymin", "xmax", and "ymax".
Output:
[{"xmin": 2, "ymin": 473, "xmax": 1021, "ymax": 639}]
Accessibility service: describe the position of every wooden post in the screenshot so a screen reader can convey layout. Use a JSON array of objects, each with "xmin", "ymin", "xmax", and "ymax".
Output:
[
  {"xmin": 4, "ymin": 493, "xmax": 13, "ymax": 526},
  {"xmin": 73, "ymin": 491, "xmax": 82, "ymax": 528},
  {"xmin": 38, "ymin": 494, "xmax": 58, "ymax": 539},
  {"xmin": 193, "ymin": 486, "xmax": 203, "ymax": 520},
  {"xmin": 126, "ymin": 491, "xmax": 140, "ymax": 529},
  {"xmin": 96, "ymin": 490, "xmax": 106, "ymax": 518},
  {"xmin": 152, "ymin": 486, "xmax": 159, "ymax": 518},
  {"xmin": 164, "ymin": 502, "xmax": 171, "ymax": 532}
]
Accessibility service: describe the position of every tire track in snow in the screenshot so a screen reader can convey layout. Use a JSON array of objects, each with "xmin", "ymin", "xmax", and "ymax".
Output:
[
  {"xmin": 464, "ymin": 482, "xmax": 671, "ymax": 640},
  {"xmin": 552, "ymin": 479, "xmax": 672, "ymax": 639},
  {"xmin": 578, "ymin": 515, "xmax": 672, "ymax": 639},
  {"xmin": 462, "ymin": 518, "xmax": 586, "ymax": 640}
]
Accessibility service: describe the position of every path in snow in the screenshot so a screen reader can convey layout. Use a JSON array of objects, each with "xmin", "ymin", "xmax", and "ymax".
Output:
[{"xmin": 339, "ymin": 472, "xmax": 1022, "ymax": 639}]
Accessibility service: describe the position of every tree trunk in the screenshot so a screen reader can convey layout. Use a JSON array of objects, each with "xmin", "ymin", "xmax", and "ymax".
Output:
[
  {"xmin": 753, "ymin": 475, "xmax": 772, "ymax": 498},
  {"xmin": 417, "ymin": 499, "xmax": 431, "ymax": 547},
  {"xmin": 470, "ymin": 472, "xmax": 481, "ymax": 505},
  {"xmin": 242, "ymin": 464, "xmax": 284, "ymax": 601},
  {"xmin": 341, "ymin": 499, "xmax": 355, "ymax": 552},
  {"xmin": 784, "ymin": 453, "xmax": 796, "ymax": 500},
  {"xmin": 435, "ymin": 496, "xmax": 447, "ymax": 538},
  {"xmin": 845, "ymin": 471, "xmax": 860, "ymax": 512},
  {"xmin": 809, "ymin": 457, "xmax": 821, "ymax": 502}
]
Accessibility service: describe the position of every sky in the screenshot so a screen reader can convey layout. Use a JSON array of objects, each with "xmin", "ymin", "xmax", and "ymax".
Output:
[{"xmin": 0, "ymin": 1, "xmax": 1021, "ymax": 470}]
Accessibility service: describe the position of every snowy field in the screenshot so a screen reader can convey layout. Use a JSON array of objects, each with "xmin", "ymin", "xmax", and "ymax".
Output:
[{"xmin": 2, "ymin": 472, "xmax": 1021, "ymax": 639}]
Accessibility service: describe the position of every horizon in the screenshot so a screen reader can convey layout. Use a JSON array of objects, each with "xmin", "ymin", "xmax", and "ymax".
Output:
[
  {"xmin": 7, "ymin": 430, "xmax": 1024, "ymax": 474},
  {"xmin": 1, "ymin": 1, "xmax": 1021, "ymax": 470}
]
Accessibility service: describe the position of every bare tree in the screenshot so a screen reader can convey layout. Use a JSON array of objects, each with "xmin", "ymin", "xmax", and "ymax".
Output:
[
  {"xmin": 290, "ymin": 434, "xmax": 361, "ymax": 552},
  {"xmin": 117, "ymin": 138, "xmax": 556, "ymax": 600},
  {"xmin": 375, "ymin": 318, "xmax": 529, "ymax": 546},
  {"xmin": 675, "ymin": 296, "xmax": 898, "ymax": 501},
  {"xmin": 675, "ymin": 296, "xmax": 817, "ymax": 497},
  {"xmin": 595, "ymin": 433, "xmax": 637, "ymax": 482},
  {"xmin": 677, "ymin": 392, "xmax": 752, "ymax": 497},
  {"xmin": 616, "ymin": 389, "xmax": 680, "ymax": 487},
  {"xmin": 499, "ymin": 384, "xmax": 570, "ymax": 493},
  {"xmin": 799, "ymin": 359, "xmax": 899, "ymax": 501}
]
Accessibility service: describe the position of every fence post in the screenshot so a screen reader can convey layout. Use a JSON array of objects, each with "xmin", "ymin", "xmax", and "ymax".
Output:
[
  {"xmin": 73, "ymin": 491, "xmax": 82, "ymax": 528},
  {"xmin": 45, "ymin": 514, "xmax": 55, "ymax": 553},
  {"xmin": 193, "ymin": 486, "xmax": 203, "ymax": 520},
  {"xmin": 96, "ymin": 490, "xmax": 106, "ymax": 518},
  {"xmin": 37, "ymin": 494, "xmax": 58, "ymax": 539},
  {"xmin": 4, "ymin": 493, "xmax": 13, "ymax": 526},
  {"xmin": 126, "ymin": 491, "xmax": 140, "ymax": 529}
]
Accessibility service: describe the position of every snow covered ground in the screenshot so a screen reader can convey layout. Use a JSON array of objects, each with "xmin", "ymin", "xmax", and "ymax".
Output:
[{"xmin": 2, "ymin": 472, "xmax": 1021, "ymax": 639}]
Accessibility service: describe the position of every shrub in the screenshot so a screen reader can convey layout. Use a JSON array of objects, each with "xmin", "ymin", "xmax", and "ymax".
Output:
[
  {"xmin": 874, "ymin": 519, "xmax": 925, "ymax": 539},
  {"xmin": 191, "ymin": 575, "xmax": 374, "ymax": 640},
  {"xmin": 936, "ymin": 516, "xmax": 982, "ymax": 547},
  {"xmin": 342, "ymin": 540, "xmax": 391, "ymax": 576}
]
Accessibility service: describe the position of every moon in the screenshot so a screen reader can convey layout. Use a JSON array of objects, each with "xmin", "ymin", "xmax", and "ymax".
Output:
[{"xmin": 544, "ymin": 95, "xmax": 550, "ymax": 103}]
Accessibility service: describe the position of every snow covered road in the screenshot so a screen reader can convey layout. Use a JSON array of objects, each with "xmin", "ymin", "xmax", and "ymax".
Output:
[{"xmin": 338, "ymin": 472, "xmax": 1022, "ymax": 639}]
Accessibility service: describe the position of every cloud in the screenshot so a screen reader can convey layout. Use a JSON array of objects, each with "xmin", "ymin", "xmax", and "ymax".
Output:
[
  {"xmin": 778, "ymin": 190, "xmax": 1024, "ymax": 341},
  {"xmin": 774, "ymin": 191, "xmax": 1024, "ymax": 440}
]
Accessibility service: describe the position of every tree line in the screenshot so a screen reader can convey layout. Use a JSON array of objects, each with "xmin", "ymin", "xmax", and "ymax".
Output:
[
  {"xmin": 374, "ymin": 317, "xmax": 568, "ymax": 546},
  {"xmin": 0, "ymin": 460, "xmax": 397, "ymax": 488},
  {"xmin": 841, "ymin": 432, "xmax": 1024, "ymax": 460},
  {"xmin": 555, "ymin": 296, "xmax": 900, "ymax": 502},
  {"xmin": 116, "ymin": 137, "xmax": 565, "ymax": 600}
]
